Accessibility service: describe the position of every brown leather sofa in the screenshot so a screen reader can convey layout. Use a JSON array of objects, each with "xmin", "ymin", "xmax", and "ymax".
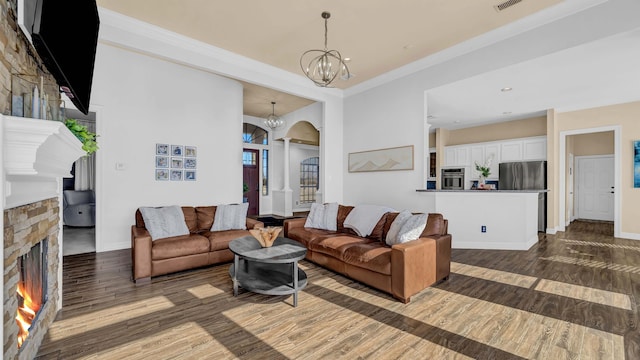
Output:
[
  {"xmin": 131, "ymin": 206, "xmax": 264, "ymax": 284},
  {"xmin": 284, "ymin": 205, "xmax": 451, "ymax": 303}
]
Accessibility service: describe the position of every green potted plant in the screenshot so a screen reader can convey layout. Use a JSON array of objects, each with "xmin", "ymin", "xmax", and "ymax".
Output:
[
  {"xmin": 474, "ymin": 156, "xmax": 493, "ymax": 188},
  {"xmin": 65, "ymin": 118, "xmax": 98, "ymax": 155},
  {"xmin": 243, "ymin": 183, "xmax": 249, "ymax": 203}
]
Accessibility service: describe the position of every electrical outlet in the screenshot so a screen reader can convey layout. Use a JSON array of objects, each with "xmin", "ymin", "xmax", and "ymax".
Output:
[{"xmin": 481, "ymin": 225, "xmax": 487, "ymax": 233}]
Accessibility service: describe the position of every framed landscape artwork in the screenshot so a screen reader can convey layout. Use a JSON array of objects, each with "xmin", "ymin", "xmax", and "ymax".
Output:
[
  {"xmin": 634, "ymin": 140, "xmax": 640, "ymax": 188},
  {"xmin": 348, "ymin": 145, "xmax": 414, "ymax": 172}
]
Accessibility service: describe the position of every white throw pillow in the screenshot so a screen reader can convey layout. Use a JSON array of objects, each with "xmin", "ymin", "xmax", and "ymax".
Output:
[
  {"xmin": 385, "ymin": 210, "xmax": 427, "ymax": 246},
  {"xmin": 397, "ymin": 213, "xmax": 427, "ymax": 244},
  {"xmin": 385, "ymin": 210, "xmax": 412, "ymax": 246},
  {"xmin": 304, "ymin": 202, "xmax": 339, "ymax": 231},
  {"xmin": 343, "ymin": 204, "xmax": 395, "ymax": 237},
  {"xmin": 211, "ymin": 203, "xmax": 249, "ymax": 231},
  {"xmin": 139, "ymin": 205, "xmax": 190, "ymax": 241}
]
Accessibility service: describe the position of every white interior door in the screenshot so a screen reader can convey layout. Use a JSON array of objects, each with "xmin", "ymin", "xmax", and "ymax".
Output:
[
  {"xmin": 576, "ymin": 155, "xmax": 614, "ymax": 221},
  {"xmin": 568, "ymin": 153, "xmax": 574, "ymax": 223}
]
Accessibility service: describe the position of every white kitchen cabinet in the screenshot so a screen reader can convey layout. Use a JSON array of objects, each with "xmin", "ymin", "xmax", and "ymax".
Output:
[
  {"xmin": 522, "ymin": 137, "xmax": 547, "ymax": 160},
  {"xmin": 444, "ymin": 146, "xmax": 470, "ymax": 167},
  {"xmin": 469, "ymin": 144, "xmax": 500, "ymax": 179},
  {"xmin": 444, "ymin": 136, "xmax": 545, "ymax": 176},
  {"xmin": 500, "ymin": 141, "xmax": 523, "ymax": 162},
  {"xmin": 470, "ymin": 145, "xmax": 484, "ymax": 179},
  {"xmin": 484, "ymin": 144, "xmax": 500, "ymax": 179}
]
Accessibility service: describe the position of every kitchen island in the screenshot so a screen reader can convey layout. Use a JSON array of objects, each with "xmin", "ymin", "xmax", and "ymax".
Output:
[{"xmin": 416, "ymin": 189, "xmax": 549, "ymax": 250}]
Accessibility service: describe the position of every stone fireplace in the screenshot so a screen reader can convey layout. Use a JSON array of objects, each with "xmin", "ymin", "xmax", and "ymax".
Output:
[
  {"xmin": 4, "ymin": 199, "xmax": 60, "ymax": 359},
  {"xmin": 2, "ymin": 115, "xmax": 85, "ymax": 359}
]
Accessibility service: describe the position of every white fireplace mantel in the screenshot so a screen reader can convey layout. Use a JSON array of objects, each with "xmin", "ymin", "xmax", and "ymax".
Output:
[{"xmin": 2, "ymin": 115, "xmax": 85, "ymax": 209}]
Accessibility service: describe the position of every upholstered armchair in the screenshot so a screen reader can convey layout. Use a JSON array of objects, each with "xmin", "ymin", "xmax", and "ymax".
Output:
[{"xmin": 63, "ymin": 190, "xmax": 95, "ymax": 227}]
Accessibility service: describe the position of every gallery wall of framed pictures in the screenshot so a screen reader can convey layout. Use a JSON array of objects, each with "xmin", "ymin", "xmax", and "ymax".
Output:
[{"xmin": 155, "ymin": 143, "xmax": 197, "ymax": 181}]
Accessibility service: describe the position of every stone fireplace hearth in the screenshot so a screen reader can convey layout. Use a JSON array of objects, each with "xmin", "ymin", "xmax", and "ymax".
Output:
[{"xmin": 2, "ymin": 114, "xmax": 85, "ymax": 359}]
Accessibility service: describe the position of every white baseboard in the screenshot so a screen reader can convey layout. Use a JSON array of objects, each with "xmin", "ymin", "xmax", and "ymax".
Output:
[
  {"xmin": 97, "ymin": 240, "xmax": 130, "ymax": 252},
  {"xmin": 546, "ymin": 227, "xmax": 559, "ymax": 234},
  {"xmin": 452, "ymin": 239, "xmax": 537, "ymax": 251},
  {"xmin": 619, "ymin": 232, "xmax": 640, "ymax": 241}
]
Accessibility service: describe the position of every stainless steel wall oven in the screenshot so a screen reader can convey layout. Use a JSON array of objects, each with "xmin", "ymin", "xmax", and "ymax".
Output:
[{"xmin": 441, "ymin": 168, "xmax": 465, "ymax": 190}]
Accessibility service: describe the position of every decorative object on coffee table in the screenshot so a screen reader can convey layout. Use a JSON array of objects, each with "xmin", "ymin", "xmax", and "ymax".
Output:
[{"xmin": 249, "ymin": 226, "xmax": 282, "ymax": 247}]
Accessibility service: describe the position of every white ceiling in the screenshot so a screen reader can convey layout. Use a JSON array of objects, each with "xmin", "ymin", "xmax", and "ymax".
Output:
[{"xmin": 95, "ymin": 0, "xmax": 640, "ymax": 129}]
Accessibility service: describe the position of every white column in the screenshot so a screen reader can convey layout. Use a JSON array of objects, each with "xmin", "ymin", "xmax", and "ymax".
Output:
[
  {"xmin": 275, "ymin": 137, "xmax": 293, "ymax": 217},
  {"xmin": 283, "ymin": 137, "xmax": 292, "ymax": 191}
]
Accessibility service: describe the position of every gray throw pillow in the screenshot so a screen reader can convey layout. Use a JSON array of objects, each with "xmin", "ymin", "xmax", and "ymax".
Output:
[
  {"xmin": 211, "ymin": 203, "xmax": 248, "ymax": 231},
  {"xmin": 304, "ymin": 202, "xmax": 338, "ymax": 231},
  {"xmin": 139, "ymin": 205, "xmax": 190, "ymax": 241}
]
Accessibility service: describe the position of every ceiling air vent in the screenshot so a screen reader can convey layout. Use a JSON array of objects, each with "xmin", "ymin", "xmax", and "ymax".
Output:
[{"xmin": 494, "ymin": 0, "xmax": 523, "ymax": 12}]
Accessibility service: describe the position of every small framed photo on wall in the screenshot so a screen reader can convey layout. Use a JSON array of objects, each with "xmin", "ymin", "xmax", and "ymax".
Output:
[
  {"xmin": 184, "ymin": 158, "xmax": 197, "ymax": 169},
  {"xmin": 171, "ymin": 145, "xmax": 184, "ymax": 156},
  {"xmin": 170, "ymin": 170, "xmax": 183, "ymax": 181},
  {"xmin": 171, "ymin": 157, "xmax": 184, "ymax": 168},
  {"xmin": 156, "ymin": 169, "xmax": 169, "ymax": 181},
  {"xmin": 185, "ymin": 146, "xmax": 197, "ymax": 157},
  {"xmin": 156, "ymin": 144, "xmax": 169, "ymax": 155},
  {"xmin": 156, "ymin": 156, "xmax": 169, "ymax": 168},
  {"xmin": 185, "ymin": 170, "xmax": 196, "ymax": 181}
]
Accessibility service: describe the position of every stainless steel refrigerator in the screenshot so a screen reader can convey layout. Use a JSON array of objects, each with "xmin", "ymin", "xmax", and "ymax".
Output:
[{"xmin": 499, "ymin": 161, "xmax": 547, "ymax": 232}]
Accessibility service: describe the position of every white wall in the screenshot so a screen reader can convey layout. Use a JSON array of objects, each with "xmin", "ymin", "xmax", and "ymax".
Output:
[
  {"xmin": 91, "ymin": 44, "xmax": 244, "ymax": 251},
  {"xmin": 344, "ymin": 80, "xmax": 428, "ymax": 212},
  {"xmin": 342, "ymin": 0, "xmax": 640, "ymax": 213},
  {"xmin": 96, "ymin": 8, "xmax": 345, "ymax": 227}
]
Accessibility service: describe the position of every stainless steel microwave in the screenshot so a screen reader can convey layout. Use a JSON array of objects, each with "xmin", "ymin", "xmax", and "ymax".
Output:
[{"xmin": 441, "ymin": 168, "xmax": 465, "ymax": 190}]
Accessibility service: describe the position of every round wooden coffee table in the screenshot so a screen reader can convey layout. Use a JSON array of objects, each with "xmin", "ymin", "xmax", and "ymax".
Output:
[{"xmin": 228, "ymin": 236, "xmax": 307, "ymax": 307}]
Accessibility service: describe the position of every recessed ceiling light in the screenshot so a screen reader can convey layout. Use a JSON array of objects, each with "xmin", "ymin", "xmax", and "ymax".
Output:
[
  {"xmin": 427, "ymin": 115, "xmax": 435, "ymax": 119},
  {"xmin": 454, "ymin": 120, "xmax": 461, "ymax": 123},
  {"xmin": 344, "ymin": 57, "xmax": 351, "ymax": 62},
  {"xmin": 501, "ymin": 87, "xmax": 513, "ymax": 92},
  {"xmin": 503, "ymin": 111, "xmax": 512, "ymax": 115}
]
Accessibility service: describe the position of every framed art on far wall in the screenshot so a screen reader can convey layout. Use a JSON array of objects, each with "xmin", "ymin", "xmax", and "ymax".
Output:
[{"xmin": 348, "ymin": 145, "xmax": 414, "ymax": 172}]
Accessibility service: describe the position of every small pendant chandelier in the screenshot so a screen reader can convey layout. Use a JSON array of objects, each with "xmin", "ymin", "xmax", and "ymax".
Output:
[
  {"xmin": 264, "ymin": 101, "xmax": 285, "ymax": 130},
  {"xmin": 300, "ymin": 12, "xmax": 351, "ymax": 87}
]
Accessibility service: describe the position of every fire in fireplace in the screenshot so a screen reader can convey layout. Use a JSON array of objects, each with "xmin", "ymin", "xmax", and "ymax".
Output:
[{"xmin": 16, "ymin": 239, "xmax": 48, "ymax": 348}]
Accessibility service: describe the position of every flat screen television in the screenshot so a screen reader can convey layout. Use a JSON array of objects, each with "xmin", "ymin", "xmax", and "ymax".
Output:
[{"xmin": 19, "ymin": 0, "xmax": 100, "ymax": 115}]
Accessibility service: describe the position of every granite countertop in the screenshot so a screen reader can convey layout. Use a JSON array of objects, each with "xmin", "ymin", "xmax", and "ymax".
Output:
[{"xmin": 416, "ymin": 189, "xmax": 549, "ymax": 193}]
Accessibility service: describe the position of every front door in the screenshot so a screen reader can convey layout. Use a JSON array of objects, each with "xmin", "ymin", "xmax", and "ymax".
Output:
[
  {"xmin": 576, "ymin": 155, "xmax": 614, "ymax": 221},
  {"xmin": 243, "ymin": 149, "xmax": 259, "ymax": 216}
]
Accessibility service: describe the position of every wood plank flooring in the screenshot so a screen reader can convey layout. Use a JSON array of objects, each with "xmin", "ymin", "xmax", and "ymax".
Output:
[{"xmin": 35, "ymin": 220, "xmax": 639, "ymax": 359}]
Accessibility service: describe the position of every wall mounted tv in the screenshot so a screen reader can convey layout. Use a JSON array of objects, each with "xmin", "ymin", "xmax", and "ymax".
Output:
[{"xmin": 19, "ymin": 0, "xmax": 100, "ymax": 115}]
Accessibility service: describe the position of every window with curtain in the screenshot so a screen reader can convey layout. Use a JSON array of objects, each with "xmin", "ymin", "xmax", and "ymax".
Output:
[{"xmin": 300, "ymin": 157, "xmax": 319, "ymax": 204}]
